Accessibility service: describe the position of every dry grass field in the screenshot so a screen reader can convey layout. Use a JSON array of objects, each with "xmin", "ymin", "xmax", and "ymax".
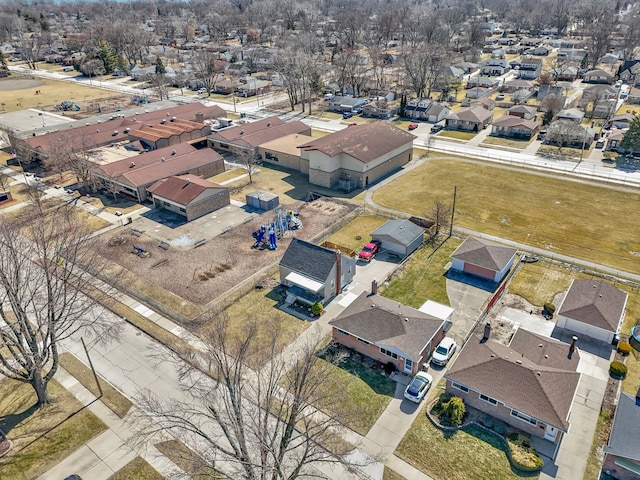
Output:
[{"xmin": 373, "ymin": 159, "xmax": 640, "ymax": 274}]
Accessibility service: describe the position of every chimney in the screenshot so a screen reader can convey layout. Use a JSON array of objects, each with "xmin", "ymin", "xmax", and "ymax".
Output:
[
  {"xmin": 371, "ymin": 279, "xmax": 378, "ymax": 295},
  {"xmin": 568, "ymin": 335, "xmax": 578, "ymax": 359},
  {"xmin": 483, "ymin": 322, "xmax": 491, "ymax": 341},
  {"xmin": 195, "ymin": 112, "xmax": 204, "ymax": 123},
  {"xmin": 335, "ymin": 251, "xmax": 342, "ymax": 295}
]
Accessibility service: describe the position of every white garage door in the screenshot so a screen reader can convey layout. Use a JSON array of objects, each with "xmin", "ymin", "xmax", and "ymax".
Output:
[{"xmin": 565, "ymin": 319, "xmax": 613, "ymax": 343}]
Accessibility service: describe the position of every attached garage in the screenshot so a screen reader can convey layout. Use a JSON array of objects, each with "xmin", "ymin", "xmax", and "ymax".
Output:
[
  {"xmin": 370, "ymin": 219, "xmax": 425, "ymax": 258},
  {"xmin": 450, "ymin": 236, "xmax": 517, "ymax": 283},
  {"xmin": 556, "ymin": 279, "xmax": 627, "ymax": 344}
]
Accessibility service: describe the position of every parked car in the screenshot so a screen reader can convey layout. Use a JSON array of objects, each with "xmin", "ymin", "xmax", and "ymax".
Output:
[
  {"xmin": 358, "ymin": 240, "xmax": 382, "ymax": 262},
  {"xmin": 431, "ymin": 124, "xmax": 444, "ymax": 133},
  {"xmin": 197, "ymin": 88, "xmax": 207, "ymax": 94},
  {"xmin": 521, "ymin": 254, "xmax": 539, "ymax": 263},
  {"xmin": 348, "ymin": 122, "xmax": 358, "ymax": 126},
  {"xmin": 342, "ymin": 112, "xmax": 354, "ymax": 119},
  {"xmin": 404, "ymin": 372, "xmax": 433, "ymax": 403},
  {"xmin": 595, "ymin": 140, "xmax": 605, "ymax": 149},
  {"xmin": 408, "ymin": 123, "xmax": 419, "ymax": 130},
  {"xmin": 431, "ymin": 337, "xmax": 457, "ymax": 366},
  {"xmin": 495, "ymin": 94, "xmax": 505, "ymax": 100}
]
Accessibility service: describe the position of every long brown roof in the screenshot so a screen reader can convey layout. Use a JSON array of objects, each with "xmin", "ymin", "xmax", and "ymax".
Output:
[
  {"xmin": 450, "ymin": 236, "xmax": 517, "ymax": 271},
  {"xmin": 558, "ymin": 279, "xmax": 627, "ymax": 331},
  {"xmin": 299, "ymin": 122, "xmax": 416, "ymax": 164},
  {"xmin": 207, "ymin": 117, "xmax": 309, "ymax": 148},
  {"xmin": 446, "ymin": 106, "xmax": 493, "ymax": 123},
  {"xmin": 329, "ymin": 292, "xmax": 444, "ymax": 361},
  {"xmin": 445, "ymin": 330, "xmax": 580, "ymax": 431},
  {"xmin": 130, "ymin": 119, "xmax": 205, "ymax": 143},
  {"xmin": 97, "ymin": 143, "xmax": 196, "ymax": 177},
  {"xmin": 147, "ymin": 175, "xmax": 226, "ymax": 206},
  {"xmin": 26, "ymin": 103, "xmax": 225, "ymax": 153},
  {"xmin": 492, "ymin": 115, "xmax": 539, "ymax": 130}
]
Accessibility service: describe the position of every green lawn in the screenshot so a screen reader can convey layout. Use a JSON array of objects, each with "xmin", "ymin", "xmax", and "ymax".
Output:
[
  {"xmin": 109, "ymin": 456, "xmax": 162, "ymax": 480},
  {"xmin": 381, "ymin": 237, "xmax": 462, "ymax": 307},
  {"xmin": 325, "ymin": 215, "xmax": 389, "ymax": 252},
  {"xmin": 396, "ymin": 412, "xmax": 539, "ymax": 480},
  {"xmin": 437, "ymin": 130, "xmax": 477, "ymax": 140},
  {"xmin": 0, "ymin": 379, "xmax": 107, "ymax": 480},
  {"xmin": 59, "ymin": 352, "xmax": 133, "ymax": 418},
  {"xmin": 316, "ymin": 347, "xmax": 397, "ymax": 436},
  {"xmin": 372, "ymin": 159, "xmax": 640, "ymax": 275},
  {"xmin": 383, "ymin": 467, "xmax": 407, "ymax": 480}
]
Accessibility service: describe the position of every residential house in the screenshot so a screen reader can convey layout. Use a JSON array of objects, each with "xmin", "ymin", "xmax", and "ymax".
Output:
[
  {"xmin": 453, "ymin": 61, "xmax": 479, "ymax": 74},
  {"xmin": 491, "ymin": 115, "xmax": 539, "ymax": 139},
  {"xmin": 370, "ymin": 219, "xmax": 425, "ymax": 258},
  {"xmin": 605, "ymin": 129, "xmax": 626, "ymax": 151},
  {"xmin": 328, "ymin": 96, "xmax": 368, "ymax": 113},
  {"xmin": 537, "ymin": 85, "xmax": 565, "ymax": 100},
  {"xmin": 583, "ymin": 69, "xmax": 615, "ymax": 85},
  {"xmin": 491, "ymin": 48, "xmax": 506, "ymax": 59},
  {"xmin": 557, "ymin": 108, "xmax": 585, "ymax": 123},
  {"xmin": 450, "ymin": 236, "xmax": 517, "ymax": 282},
  {"xmin": 550, "ymin": 65, "xmax": 579, "ymax": 82},
  {"xmin": 146, "ymin": 175, "xmax": 230, "ymax": 221},
  {"xmin": 626, "ymin": 86, "xmax": 640, "ymax": 104},
  {"xmin": 464, "ymin": 87, "xmax": 495, "ymax": 100},
  {"xmin": 94, "ymin": 144, "xmax": 225, "ymax": 202},
  {"xmin": 508, "ymin": 105, "xmax": 537, "ymax": 120},
  {"xmin": 520, "ymin": 37, "xmax": 543, "ymax": 47},
  {"xmin": 361, "ymin": 100, "xmax": 398, "ymax": 119},
  {"xmin": 501, "ymin": 79, "xmax": 535, "ymax": 93},
  {"xmin": 556, "ymin": 279, "xmax": 627, "ymax": 344},
  {"xmin": 517, "ymin": 57, "xmax": 543, "ymax": 80},
  {"xmin": 329, "ymin": 293, "xmax": 446, "ymax": 375},
  {"xmin": 523, "ymin": 46, "xmax": 550, "ymax": 56},
  {"xmin": 601, "ymin": 392, "xmax": 640, "ymax": 479},
  {"xmin": 445, "ymin": 329, "xmax": 581, "ymax": 455},
  {"xmin": 279, "ymin": 238, "xmax": 356, "ymax": 305},
  {"xmin": 236, "ymin": 77, "xmax": 270, "ymax": 97},
  {"xmin": 480, "ymin": 59, "xmax": 511, "ymax": 76},
  {"xmin": 207, "ymin": 117, "xmax": 310, "ymax": 153},
  {"xmin": 404, "ymin": 99, "xmax": 449, "ymax": 122},
  {"xmin": 556, "ymin": 49, "xmax": 587, "ymax": 63},
  {"xmin": 466, "ymin": 76, "xmax": 500, "ymax": 89},
  {"xmin": 619, "ymin": 59, "xmax": 640, "ymax": 86},
  {"xmin": 607, "ymin": 113, "xmax": 635, "ymax": 129},
  {"xmin": 299, "ymin": 122, "xmax": 415, "ymax": 190},
  {"xmin": 445, "ymin": 106, "xmax": 493, "ymax": 132},
  {"xmin": 470, "ymin": 97, "xmax": 496, "ymax": 111},
  {"xmin": 579, "ymin": 85, "xmax": 619, "ymax": 107}
]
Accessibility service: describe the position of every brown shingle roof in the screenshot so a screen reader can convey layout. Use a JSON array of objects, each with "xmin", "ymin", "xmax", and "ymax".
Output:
[
  {"xmin": 492, "ymin": 115, "xmax": 538, "ymax": 130},
  {"xmin": 557, "ymin": 279, "xmax": 627, "ymax": 332},
  {"xmin": 97, "ymin": 143, "xmax": 196, "ymax": 177},
  {"xmin": 445, "ymin": 330, "xmax": 580, "ymax": 431},
  {"xmin": 446, "ymin": 106, "xmax": 493, "ymax": 123},
  {"xmin": 450, "ymin": 236, "xmax": 517, "ymax": 271},
  {"xmin": 147, "ymin": 175, "xmax": 226, "ymax": 206},
  {"xmin": 298, "ymin": 122, "xmax": 415, "ymax": 164},
  {"xmin": 207, "ymin": 117, "xmax": 309, "ymax": 149},
  {"xmin": 329, "ymin": 293, "xmax": 444, "ymax": 361}
]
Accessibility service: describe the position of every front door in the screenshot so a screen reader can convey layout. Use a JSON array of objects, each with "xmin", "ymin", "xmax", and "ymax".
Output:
[
  {"xmin": 544, "ymin": 424, "xmax": 558, "ymax": 442},
  {"xmin": 404, "ymin": 358, "xmax": 413, "ymax": 374}
]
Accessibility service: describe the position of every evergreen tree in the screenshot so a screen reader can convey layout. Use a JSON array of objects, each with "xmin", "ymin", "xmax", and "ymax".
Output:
[
  {"xmin": 95, "ymin": 39, "xmax": 118, "ymax": 74},
  {"xmin": 155, "ymin": 57, "xmax": 166, "ymax": 75},
  {"xmin": 621, "ymin": 115, "xmax": 640, "ymax": 154}
]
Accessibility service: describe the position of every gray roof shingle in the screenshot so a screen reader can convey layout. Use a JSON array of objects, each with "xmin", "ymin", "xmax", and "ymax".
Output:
[
  {"xmin": 604, "ymin": 392, "xmax": 640, "ymax": 461},
  {"xmin": 557, "ymin": 279, "xmax": 627, "ymax": 332},
  {"xmin": 371, "ymin": 219, "xmax": 425, "ymax": 246},
  {"xmin": 279, "ymin": 238, "xmax": 337, "ymax": 284},
  {"xmin": 450, "ymin": 236, "xmax": 517, "ymax": 271}
]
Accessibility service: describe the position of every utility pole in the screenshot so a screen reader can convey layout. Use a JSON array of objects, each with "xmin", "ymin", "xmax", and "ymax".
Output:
[{"xmin": 449, "ymin": 185, "xmax": 457, "ymax": 238}]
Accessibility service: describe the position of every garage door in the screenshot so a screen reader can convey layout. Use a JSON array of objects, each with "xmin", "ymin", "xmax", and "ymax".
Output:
[
  {"xmin": 565, "ymin": 319, "xmax": 612, "ymax": 343},
  {"xmin": 463, "ymin": 262, "xmax": 495, "ymax": 280}
]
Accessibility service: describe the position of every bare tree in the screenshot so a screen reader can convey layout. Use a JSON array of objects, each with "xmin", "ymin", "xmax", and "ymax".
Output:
[
  {"xmin": 192, "ymin": 49, "xmax": 225, "ymax": 96},
  {"xmin": 546, "ymin": 120, "xmax": 589, "ymax": 152},
  {"xmin": 233, "ymin": 146, "xmax": 260, "ymax": 184},
  {"xmin": 44, "ymin": 132, "xmax": 100, "ymax": 190},
  {"xmin": 430, "ymin": 199, "xmax": 451, "ymax": 236},
  {"xmin": 540, "ymin": 94, "xmax": 565, "ymax": 125},
  {"xmin": 0, "ymin": 201, "xmax": 119, "ymax": 405},
  {"xmin": 134, "ymin": 315, "xmax": 356, "ymax": 480}
]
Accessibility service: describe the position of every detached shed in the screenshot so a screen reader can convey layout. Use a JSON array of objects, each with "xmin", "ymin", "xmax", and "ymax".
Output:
[
  {"xmin": 246, "ymin": 190, "xmax": 279, "ymax": 211},
  {"xmin": 371, "ymin": 219, "xmax": 425, "ymax": 258},
  {"xmin": 556, "ymin": 279, "xmax": 627, "ymax": 344},
  {"xmin": 450, "ymin": 236, "xmax": 517, "ymax": 282}
]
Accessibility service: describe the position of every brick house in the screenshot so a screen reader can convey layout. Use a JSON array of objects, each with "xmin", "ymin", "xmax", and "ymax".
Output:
[
  {"xmin": 516, "ymin": 57, "xmax": 543, "ymax": 80},
  {"xmin": 602, "ymin": 392, "xmax": 640, "ymax": 479},
  {"xmin": 146, "ymin": 175, "xmax": 230, "ymax": 221},
  {"xmin": 491, "ymin": 115, "xmax": 539, "ymax": 139},
  {"xmin": 507, "ymin": 105, "xmax": 537, "ymax": 120},
  {"xmin": 583, "ymin": 69, "xmax": 615, "ymax": 85},
  {"xmin": 445, "ymin": 106, "xmax": 493, "ymax": 132},
  {"xmin": 329, "ymin": 293, "xmax": 446, "ymax": 375},
  {"xmin": 445, "ymin": 329, "xmax": 581, "ymax": 456}
]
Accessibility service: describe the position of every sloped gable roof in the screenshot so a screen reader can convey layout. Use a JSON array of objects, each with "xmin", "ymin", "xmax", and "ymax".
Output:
[
  {"xmin": 371, "ymin": 219, "xmax": 425, "ymax": 245},
  {"xmin": 447, "ymin": 106, "xmax": 493, "ymax": 123},
  {"xmin": 280, "ymin": 238, "xmax": 337, "ymax": 284},
  {"xmin": 445, "ymin": 330, "xmax": 580, "ymax": 431},
  {"xmin": 147, "ymin": 175, "xmax": 226, "ymax": 206},
  {"xmin": 557, "ymin": 279, "xmax": 627, "ymax": 332},
  {"xmin": 329, "ymin": 293, "xmax": 444, "ymax": 360},
  {"xmin": 451, "ymin": 236, "xmax": 517, "ymax": 271},
  {"xmin": 299, "ymin": 122, "xmax": 415, "ymax": 164},
  {"xmin": 492, "ymin": 115, "xmax": 538, "ymax": 130},
  {"xmin": 603, "ymin": 392, "xmax": 640, "ymax": 461}
]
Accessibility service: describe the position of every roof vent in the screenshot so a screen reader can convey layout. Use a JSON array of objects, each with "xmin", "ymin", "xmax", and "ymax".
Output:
[
  {"xmin": 170, "ymin": 116, "xmax": 176, "ymax": 122},
  {"xmin": 161, "ymin": 119, "xmax": 166, "ymax": 124},
  {"xmin": 404, "ymin": 317, "xmax": 409, "ymax": 322},
  {"xmin": 267, "ymin": 122, "xmax": 271, "ymax": 126},
  {"xmin": 544, "ymin": 354, "xmax": 549, "ymax": 359},
  {"xmin": 124, "ymin": 127, "xmax": 131, "ymax": 133},
  {"xmin": 539, "ymin": 344, "xmax": 543, "ymax": 347},
  {"xmin": 598, "ymin": 294, "xmax": 602, "ymax": 297},
  {"xmin": 536, "ymin": 371, "xmax": 541, "ymax": 376},
  {"xmin": 130, "ymin": 161, "xmax": 135, "ymax": 168},
  {"xmin": 516, "ymin": 360, "xmax": 522, "ymax": 364},
  {"xmin": 490, "ymin": 353, "xmax": 495, "ymax": 357},
  {"xmin": 240, "ymin": 130, "xmax": 245, "ymax": 135},
  {"xmin": 112, "ymin": 130, "xmax": 118, "ymax": 136},
  {"xmin": 172, "ymin": 149, "xmax": 177, "ymax": 155},
  {"xmin": 96, "ymin": 129, "xmax": 100, "ymax": 133},
  {"xmin": 593, "ymin": 284, "xmax": 597, "ymax": 288},
  {"xmin": 161, "ymin": 157, "xmax": 165, "ymax": 162}
]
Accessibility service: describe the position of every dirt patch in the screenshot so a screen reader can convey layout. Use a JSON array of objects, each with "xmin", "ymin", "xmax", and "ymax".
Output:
[
  {"xmin": 100, "ymin": 198, "xmax": 356, "ymax": 305},
  {"xmin": 0, "ymin": 78, "xmax": 43, "ymax": 91}
]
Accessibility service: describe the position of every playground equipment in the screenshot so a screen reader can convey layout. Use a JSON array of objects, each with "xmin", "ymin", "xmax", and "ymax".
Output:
[
  {"xmin": 54, "ymin": 100, "xmax": 80, "ymax": 112},
  {"xmin": 132, "ymin": 95, "xmax": 149, "ymax": 105},
  {"xmin": 251, "ymin": 209, "xmax": 302, "ymax": 250},
  {"xmin": 132, "ymin": 244, "xmax": 150, "ymax": 257}
]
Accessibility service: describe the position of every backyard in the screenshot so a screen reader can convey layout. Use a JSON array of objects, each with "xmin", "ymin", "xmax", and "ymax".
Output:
[
  {"xmin": 324, "ymin": 214, "xmax": 389, "ymax": 252},
  {"xmin": 372, "ymin": 159, "xmax": 640, "ymax": 274}
]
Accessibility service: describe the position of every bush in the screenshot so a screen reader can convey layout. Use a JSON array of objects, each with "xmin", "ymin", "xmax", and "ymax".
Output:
[
  {"xmin": 481, "ymin": 416, "xmax": 494, "ymax": 429},
  {"xmin": 494, "ymin": 421, "xmax": 507, "ymax": 435},
  {"xmin": 507, "ymin": 433, "xmax": 544, "ymax": 471},
  {"xmin": 441, "ymin": 396, "xmax": 466, "ymax": 427},
  {"xmin": 618, "ymin": 341, "xmax": 632, "ymax": 355},
  {"xmin": 610, "ymin": 361, "xmax": 627, "ymax": 378},
  {"xmin": 543, "ymin": 303, "xmax": 556, "ymax": 314},
  {"xmin": 311, "ymin": 301, "xmax": 323, "ymax": 316}
]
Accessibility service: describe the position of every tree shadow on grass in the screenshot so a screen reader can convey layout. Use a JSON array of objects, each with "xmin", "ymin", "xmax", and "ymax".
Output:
[{"xmin": 0, "ymin": 402, "xmax": 39, "ymax": 436}]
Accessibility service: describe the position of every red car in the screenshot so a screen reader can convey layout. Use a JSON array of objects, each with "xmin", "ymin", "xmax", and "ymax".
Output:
[
  {"xmin": 348, "ymin": 122, "xmax": 358, "ymax": 126},
  {"xmin": 408, "ymin": 123, "xmax": 418, "ymax": 130},
  {"xmin": 358, "ymin": 240, "xmax": 382, "ymax": 261}
]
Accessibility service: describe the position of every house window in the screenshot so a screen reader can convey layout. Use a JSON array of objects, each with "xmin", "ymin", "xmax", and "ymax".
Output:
[
  {"xmin": 219, "ymin": 143, "xmax": 229, "ymax": 149},
  {"xmin": 357, "ymin": 337, "xmax": 371, "ymax": 346},
  {"xmin": 179, "ymin": 207, "xmax": 186, "ymax": 212},
  {"xmin": 380, "ymin": 348, "xmax": 398, "ymax": 359},
  {"xmin": 163, "ymin": 201, "xmax": 170, "ymax": 207},
  {"xmin": 337, "ymin": 329, "xmax": 350, "ymax": 336},
  {"xmin": 479, "ymin": 394, "xmax": 498, "ymax": 406},
  {"xmin": 452, "ymin": 382, "xmax": 469, "ymax": 393},
  {"xmin": 511, "ymin": 409, "xmax": 537, "ymax": 426}
]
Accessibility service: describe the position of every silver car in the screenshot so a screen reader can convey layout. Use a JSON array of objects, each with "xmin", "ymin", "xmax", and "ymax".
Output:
[{"xmin": 404, "ymin": 372, "xmax": 433, "ymax": 403}]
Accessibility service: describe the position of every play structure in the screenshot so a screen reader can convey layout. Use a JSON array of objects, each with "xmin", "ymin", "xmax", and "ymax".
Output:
[
  {"xmin": 53, "ymin": 100, "xmax": 80, "ymax": 112},
  {"xmin": 251, "ymin": 209, "xmax": 302, "ymax": 250},
  {"xmin": 132, "ymin": 95, "xmax": 149, "ymax": 105},
  {"xmin": 132, "ymin": 244, "xmax": 150, "ymax": 257}
]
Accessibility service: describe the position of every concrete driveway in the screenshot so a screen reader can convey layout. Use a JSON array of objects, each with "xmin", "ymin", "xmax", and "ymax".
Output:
[{"xmin": 445, "ymin": 275, "xmax": 492, "ymax": 345}]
